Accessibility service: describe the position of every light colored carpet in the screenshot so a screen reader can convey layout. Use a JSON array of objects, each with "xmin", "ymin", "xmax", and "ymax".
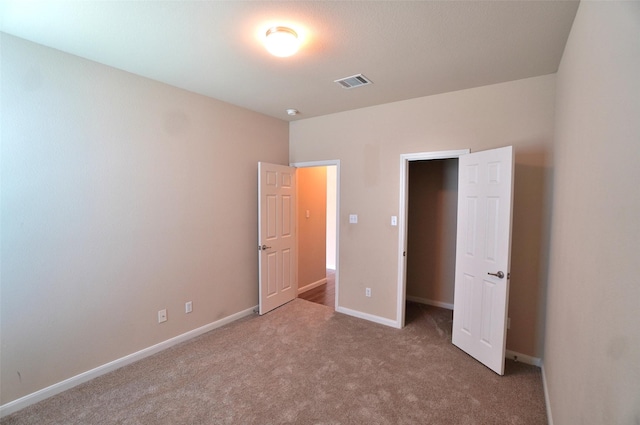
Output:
[{"xmin": 2, "ymin": 299, "xmax": 547, "ymax": 424}]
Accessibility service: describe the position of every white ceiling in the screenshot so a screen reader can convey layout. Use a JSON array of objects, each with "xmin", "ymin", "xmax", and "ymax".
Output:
[{"xmin": 0, "ymin": 1, "xmax": 579, "ymax": 121}]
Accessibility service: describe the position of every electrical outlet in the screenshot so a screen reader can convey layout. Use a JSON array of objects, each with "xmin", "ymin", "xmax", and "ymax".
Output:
[
  {"xmin": 365, "ymin": 288, "xmax": 372, "ymax": 297},
  {"xmin": 158, "ymin": 309, "xmax": 167, "ymax": 323},
  {"xmin": 185, "ymin": 301, "xmax": 193, "ymax": 314}
]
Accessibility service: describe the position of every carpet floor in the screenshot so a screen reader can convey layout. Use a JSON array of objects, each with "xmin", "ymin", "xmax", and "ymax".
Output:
[{"xmin": 2, "ymin": 299, "xmax": 547, "ymax": 424}]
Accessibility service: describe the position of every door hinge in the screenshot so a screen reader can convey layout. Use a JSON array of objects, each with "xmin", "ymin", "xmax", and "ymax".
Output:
[{"xmin": 403, "ymin": 251, "xmax": 406, "ymax": 257}]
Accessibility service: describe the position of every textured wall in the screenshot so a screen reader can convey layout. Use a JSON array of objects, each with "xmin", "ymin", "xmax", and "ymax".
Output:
[
  {"xmin": 0, "ymin": 34, "xmax": 289, "ymax": 404},
  {"xmin": 544, "ymin": 2, "xmax": 640, "ymax": 424}
]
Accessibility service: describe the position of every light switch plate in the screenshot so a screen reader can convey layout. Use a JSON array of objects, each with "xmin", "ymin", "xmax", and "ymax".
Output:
[
  {"xmin": 391, "ymin": 216, "xmax": 398, "ymax": 226},
  {"xmin": 158, "ymin": 309, "xmax": 167, "ymax": 323}
]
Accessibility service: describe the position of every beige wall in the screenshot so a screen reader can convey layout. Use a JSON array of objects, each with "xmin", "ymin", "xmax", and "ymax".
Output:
[
  {"xmin": 0, "ymin": 34, "xmax": 289, "ymax": 404},
  {"xmin": 297, "ymin": 167, "xmax": 327, "ymax": 288},
  {"xmin": 406, "ymin": 159, "xmax": 458, "ymax": 305},
  {"xmin": 290, "ymin": 74, "xmax": 556, "ymax": 357},
  {"xmin": 544, "ymin": 2, "xmax": 640, "ymax": 424}
]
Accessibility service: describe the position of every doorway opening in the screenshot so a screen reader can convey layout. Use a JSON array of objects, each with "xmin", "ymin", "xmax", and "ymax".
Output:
[
  {"xmin": 396, "ymin": 150, "xmax": 468, "ymax": 327},
  {"xmin": 405, "ymin": 158, "xmax": 459, "ymax": 319},
  {"xmin": 291, "ymin": 161, "xmax": 340, "ymax": 310}
]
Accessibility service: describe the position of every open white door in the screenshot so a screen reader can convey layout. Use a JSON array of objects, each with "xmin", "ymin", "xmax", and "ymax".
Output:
[
  {"xmin": 258, "ymin": 162, "xmax": 297, "ymax": 315},
  {"xmin": 452, "ymin": 146, "xmax": 514, "ymax": 375}
]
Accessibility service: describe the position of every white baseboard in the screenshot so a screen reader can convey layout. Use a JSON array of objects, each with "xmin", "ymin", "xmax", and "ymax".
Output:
[
  {"xmin": 541, "ymin": 362, "xmax": 553, "ymax": 425},
  {"xmin": 297, "ymin": 278, "xmax": 327, "ymax": 294},
  {"xmin": 336, "ymin": 306, "xmax": 400, "ymax": 329},
  {"xmin": 406, "ymin": 295, "xmax": 454, "ymax": 310},
  {"xmin": 505, "ymin": 349, "xmax": 542, "ymax": 367},
  {"xmin": 0, "ymin": 305, "xmax": 258, "ymax": 418}
]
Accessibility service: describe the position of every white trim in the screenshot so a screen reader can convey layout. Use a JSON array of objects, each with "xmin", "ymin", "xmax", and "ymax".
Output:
[
  {"xmin": 504, "ymin": 349, "xmax": 542, "ymax": 367},
  {"xmin": 399, "ymin": 150, "xmax": 470, "ymax": 162},
  {"xmin": 396, "ymin": 149, "xmax": 469, "ymax": 328},
  {"xmin": 290, "ymin": 160, "xmax": 338, "ymax": 168},
  {"xmin": 541, "ymin": 363, "xmax": 553, "ymax": 425},
  {"xmin": 0, "ymin": 305, "xmax": 258, "ymax": 418},
  {"xmin": 336, "ymin": 306, "xmax": 400, "ymax": 329},
  {"xmin": 406, "ymin": 295, "xmax": 454, "ymax": 310},
  {"xmin": 297, "ymin": 278, "xmax": 327, "ymax": 294},
  {"xmin": 291, "ymin": 160, "xmax": 340, "ymax": 310}
]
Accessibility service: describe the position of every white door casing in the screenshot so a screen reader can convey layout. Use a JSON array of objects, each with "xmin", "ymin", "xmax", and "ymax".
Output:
[
  {"xmin": 397, "ymin": 150, "xmax": 469, "ymax": 328},
  {"xmin": 258, "ymin": 162, "xmax": 297, "ymax": 315},
  {"xmin": 452, "ymin": 146, "xmax": 514, "ymax": 375}
]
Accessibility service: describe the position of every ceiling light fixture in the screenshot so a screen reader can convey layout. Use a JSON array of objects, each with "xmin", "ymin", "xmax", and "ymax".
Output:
[
  {"xmin": 265, "ymin": 26, "xmax": 300, "ymax": 57},
  {"xmin": 286, "ymin": 108, "xmax": 299, "ymax": 116}
]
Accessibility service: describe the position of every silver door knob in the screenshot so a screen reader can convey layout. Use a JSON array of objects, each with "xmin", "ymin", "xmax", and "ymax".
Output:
[{"xmin": 488, "ymin": 271, "xmax": 505, "ymax": 279}]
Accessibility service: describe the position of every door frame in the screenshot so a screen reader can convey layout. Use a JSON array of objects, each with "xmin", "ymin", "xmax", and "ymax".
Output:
[
  {"xmin": 291, "ymin": 160, "xmax": 341, "ymax": 310},
  {"xmin": 396, "ymin": 150, "xmax": 469, "ymax": 327}
]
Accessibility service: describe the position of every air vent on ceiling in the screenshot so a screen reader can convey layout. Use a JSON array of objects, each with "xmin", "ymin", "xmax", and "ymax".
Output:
[{"xmin": 334, "ymin": 74, "xmax": 373, "ymax": 89}]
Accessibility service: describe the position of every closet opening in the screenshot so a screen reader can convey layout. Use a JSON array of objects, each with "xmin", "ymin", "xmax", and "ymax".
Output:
[
  {"xmin": 404, "ymin": 158, "xmax": 459, "ymax": 320},
  {"xmin": 396, "ymin": 149, "xmax": 468, "ymax": 327}
]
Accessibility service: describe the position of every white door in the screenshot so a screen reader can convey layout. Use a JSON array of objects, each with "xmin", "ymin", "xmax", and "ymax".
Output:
[
  {"xmin": 452, "ymin": 146, "xmax": 514, "ymax": 375},
  {"xmin": 258, "ymin": 162, "xmax": 297, "ymax": 315}
]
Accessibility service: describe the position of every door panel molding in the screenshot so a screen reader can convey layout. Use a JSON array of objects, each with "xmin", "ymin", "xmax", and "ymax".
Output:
[
  {"xmin": 258, "ymin": 162, "xmax": 297, "ymax": 315},
  {"xmin": 452, "ymin": 146, "xmax": 514, "ymax": 375}
]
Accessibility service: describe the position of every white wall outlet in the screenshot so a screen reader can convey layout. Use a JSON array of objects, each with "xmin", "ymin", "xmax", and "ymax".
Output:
[
  {"xmin": 185, "ymin": 301, "xmax": 193, "ymax": 314},
  {"xmin": 158, "ymin": 309, "xmax": 167, "ymax": 323},
  {"xmin": 349, "ymin": 214, "xmax": 358, "ymax": 224},
  {"xmin": 391, "ymin": 216, "xmax": 398, "ymax": 226},
  {"xmin": 365, "ymin": 287, "xmax": 372, "ymax": 297}
]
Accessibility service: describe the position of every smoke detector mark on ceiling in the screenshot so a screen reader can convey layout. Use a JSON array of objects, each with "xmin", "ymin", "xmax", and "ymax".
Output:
[{"xmin": 334, "ymin": 74, "xmax": 373, "ymax": 89}]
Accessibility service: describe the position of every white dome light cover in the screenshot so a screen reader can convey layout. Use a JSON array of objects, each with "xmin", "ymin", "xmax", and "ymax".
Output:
[{"xmin": 265, "ymin": 26, "xmax": 299, "ymax": 57}]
